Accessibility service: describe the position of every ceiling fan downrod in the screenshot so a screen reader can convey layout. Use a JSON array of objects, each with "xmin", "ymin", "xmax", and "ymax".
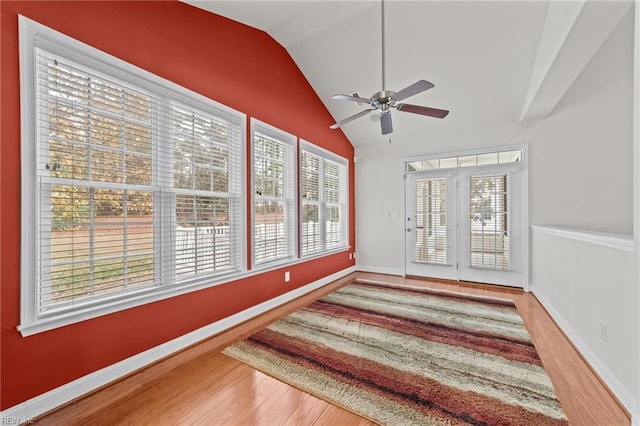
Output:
[{"xmin": 381, "ymin": 0, "xmax": 386, "ymax": 91}]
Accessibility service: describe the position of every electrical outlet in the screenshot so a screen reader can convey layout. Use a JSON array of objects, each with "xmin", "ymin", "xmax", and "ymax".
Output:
[
  {"xmin": 284, "ymin": 271, "xmax": 290, "ymax": 282},
  {"xmin": 599, "ymin": 322, "xmax": 607, "ymax": 343}
]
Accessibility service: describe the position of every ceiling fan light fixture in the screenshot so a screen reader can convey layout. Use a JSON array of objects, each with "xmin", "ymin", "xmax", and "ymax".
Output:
[{"xmin": 380, "ymin": 111, "xmax": 393, "ymax": 135}]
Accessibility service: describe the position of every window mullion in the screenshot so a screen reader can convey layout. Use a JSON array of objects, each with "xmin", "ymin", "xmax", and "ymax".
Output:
[
  {"xmin": 120, "ymin": 93, "xmax": 129, "ymax": 291},
  {"xmin": 89, "ymin": 187, "xmax": 95, "ymax": 295},
  {"xmin": 154, "ymin": 100, "xmax": 174, "ymax": 287},
  {"xmin": 319, "ymin": 157, "xmax": 326, "ymax": 251},
  {"xmin": 87, "ymin": 76, "xmax": 94, "ymax": 180}
]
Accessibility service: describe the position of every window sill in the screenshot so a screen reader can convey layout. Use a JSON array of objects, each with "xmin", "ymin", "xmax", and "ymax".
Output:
[
  {"xmin": 251, "ymin": 246, "xmax": 351, "ymax": 275},
  {"xmin": 301, "ymin": 246, "xmax": 351, "ymax": 261},
  {"xmin": 18, "ymin": 270, "xmax": 240, "ymax": 337},
  {"xmin": 18, "ymin": 247, "xmax": 352, "ymax": 337}
]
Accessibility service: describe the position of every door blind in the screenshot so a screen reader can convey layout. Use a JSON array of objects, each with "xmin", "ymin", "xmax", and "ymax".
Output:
[
  {"xmin": 414, "ymin": 178, "xmax": 451, "ymax": 265},
  {"xmin": 468, "ymin": 173, "xmax": 511, "ymax": 271}
]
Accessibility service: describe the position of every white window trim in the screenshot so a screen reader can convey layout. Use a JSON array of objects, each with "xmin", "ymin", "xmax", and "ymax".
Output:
[
  {"xmin": 299, "ymin": 140, "xmax": 349, "ymax": 257},
  {"xmin": 250, "ymin": 118, "xmax": 298, "ymax": 269},
  {"xmin": 18, "ymin": 16, "xmax": 248, "ymax": 336},
  {"xmin": 403, "ymin": 144, "xmax": 528, "ymax": 171}
]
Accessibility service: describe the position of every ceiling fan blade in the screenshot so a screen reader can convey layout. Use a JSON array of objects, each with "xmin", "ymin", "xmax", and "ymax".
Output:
[
  {"xmin": 380, "ymin": 111, "xmax": 393, "ymax": 135},
  {"xmin": 392, "ymin": 80, "xmax": 435, "ymax": 102},
  {"xmin": 330, "ymin": 108, "xmax": 375, "ymax": 129},
  {"xmin": 331, "ymin": 94, "xmax": 372, "ymax": 104},
  {"xmin": 396, "ymin": 103, "xmax": 449, "ymax": 119}
]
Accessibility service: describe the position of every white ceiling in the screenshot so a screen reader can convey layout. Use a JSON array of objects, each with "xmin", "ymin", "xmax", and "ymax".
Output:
[{"xmin": 181, "ymin": 0, "xmax": 632, "ymax": 148}]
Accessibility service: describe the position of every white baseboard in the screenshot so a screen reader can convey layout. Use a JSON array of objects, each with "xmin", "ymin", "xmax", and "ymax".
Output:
[
  {"xmin": 533, "ymin": 288, "xmax": 637, "ymax": 418},
  {"xmin": 356, "ymin": 264, "xmax": 403, "ymax": 276},
  {"xmin": 0, "ymin": 266, "xmax": 357, "ymax": 423}
]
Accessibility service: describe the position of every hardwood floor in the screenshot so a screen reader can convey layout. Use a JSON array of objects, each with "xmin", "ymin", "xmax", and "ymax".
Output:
[{"xmin": 35, "ymin": 272, "xmax": 630, "ymax": 425}]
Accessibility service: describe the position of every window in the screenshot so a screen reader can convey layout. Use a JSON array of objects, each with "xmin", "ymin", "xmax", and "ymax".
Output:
[
  {"xmin": 19, "ymin": 17, "xmax": 245, "ymax": 335},
  {"xmin": 300, "ymin": 141, "xmax": 348, "ymax": 256},
  {"xmin": 172, "ymin": 105, "xmax": 243, "ymax": 278},
  {"xmin": 406, "ymin": 149, "xmax": 522, "ymax": 172},
  {"xmin": 251, "ymin": 120, "xmax": 296, "ymax": 266}
]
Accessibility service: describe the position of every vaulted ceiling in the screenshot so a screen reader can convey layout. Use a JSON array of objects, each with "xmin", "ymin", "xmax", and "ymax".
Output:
[{"xmin": 182, "ymin": 1, "xmax": 632, "ymax": 148}]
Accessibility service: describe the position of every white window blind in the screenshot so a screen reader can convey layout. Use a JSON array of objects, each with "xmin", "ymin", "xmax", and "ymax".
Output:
[
  {"xmin": 251, "ymin": 120, "xmax": 296, "ymax": 266},
  {"xmin": 171, "ymin": 104, "xmax": 243, "ymax": 278},
  {"xmin": 324, "ymin": 158, "xmax": 346, "ymax": 249},
  {"xmin": 36, "ymin": 49, "xmax": 158, "ymax": 313},
  {"xmin": 301, "ymin": 151, "xmax": 321, "ymax": 254},
  {"xmin": 300, "ymin": 142, "xmax": 348, "ymax": 256},
  {"xmin": 20, "ymin": 17, "xmax": 245, "ymax": 332}
]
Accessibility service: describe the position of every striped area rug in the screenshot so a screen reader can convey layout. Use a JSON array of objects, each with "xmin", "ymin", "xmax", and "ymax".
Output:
[{"xmin": 223, "ymin": 279, "xmax": 568, "ymax": 425}]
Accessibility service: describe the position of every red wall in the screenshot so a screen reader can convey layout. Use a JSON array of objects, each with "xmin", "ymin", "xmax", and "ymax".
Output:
[{"xmin": 0, "ymin": 1, "xmax": 355, "ymax": 410}]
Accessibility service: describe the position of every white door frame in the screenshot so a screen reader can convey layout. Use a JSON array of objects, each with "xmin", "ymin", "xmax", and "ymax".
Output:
[
  {"xmin": 404, "ymin": 170, "xmax": 459, "ymax": 280},
  {"xmin": 457, "ymin": 163, "xmax": 526, "ymax": 287},
  {"xmin": 402, "ymin": 145, "xmax": 529, "ymax": 291}
]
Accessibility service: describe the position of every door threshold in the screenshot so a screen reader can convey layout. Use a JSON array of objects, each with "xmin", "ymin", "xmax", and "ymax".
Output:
[{"xmin": 405, "ymin": 275, "xmax": 524, "ymax": 294}]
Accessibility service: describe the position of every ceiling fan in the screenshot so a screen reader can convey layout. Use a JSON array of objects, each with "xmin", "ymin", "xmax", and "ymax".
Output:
[{"xmin": 330, "ymin": 0, "xmax": 449, "ymax": 135}]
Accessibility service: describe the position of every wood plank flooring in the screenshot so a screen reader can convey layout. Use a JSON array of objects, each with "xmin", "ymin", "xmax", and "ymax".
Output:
[{"xmin": 35, "ymin": 272, "xmax": 630, "ymax": 425}]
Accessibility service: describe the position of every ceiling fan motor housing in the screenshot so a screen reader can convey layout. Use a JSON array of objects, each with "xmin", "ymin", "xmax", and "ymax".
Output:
[{"xmin": 372, "ymin": 90, "xmax": 396, "ymax": 110}]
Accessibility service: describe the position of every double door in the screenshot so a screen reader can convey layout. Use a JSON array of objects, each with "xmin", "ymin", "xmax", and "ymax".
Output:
[{"xmin": 404, "ymin": 165, "xmax": 525, "ymax": 287}]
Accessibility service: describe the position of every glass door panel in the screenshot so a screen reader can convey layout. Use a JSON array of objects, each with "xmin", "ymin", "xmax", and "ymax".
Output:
[{"xmin": 405, "ymin": 171, "xmax": 457, "ymax": 280}]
